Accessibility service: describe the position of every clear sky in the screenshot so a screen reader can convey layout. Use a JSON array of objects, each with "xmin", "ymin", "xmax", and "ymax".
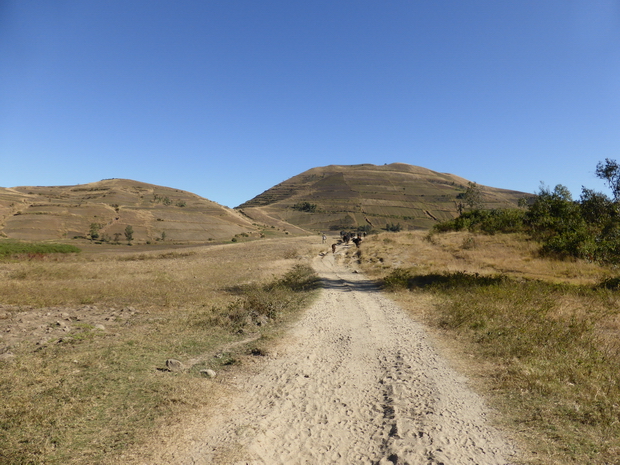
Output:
[{"xmin": 1, "ymin": 1, "xmax": 619, "ymax": 207}]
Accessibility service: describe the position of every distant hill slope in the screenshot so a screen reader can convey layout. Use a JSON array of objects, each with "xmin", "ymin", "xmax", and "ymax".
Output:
[
  {"xmin": 237, "ymin": 163, "xmax": 532, "ymax": 232},
  {"xmin": 0, "ymin": 179, "xmax": 265, "ymax": 243}
]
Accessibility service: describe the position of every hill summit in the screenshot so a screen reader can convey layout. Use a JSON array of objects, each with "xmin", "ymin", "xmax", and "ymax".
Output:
[{"xmin": 237, "ymin": 163, "xmax": 531, "ymax": 232}]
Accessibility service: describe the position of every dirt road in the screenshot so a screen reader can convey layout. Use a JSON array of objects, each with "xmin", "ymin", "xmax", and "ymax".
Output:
[{"xmin": 173, "ymin": 254, "xmax": 517, "ymax": 464}]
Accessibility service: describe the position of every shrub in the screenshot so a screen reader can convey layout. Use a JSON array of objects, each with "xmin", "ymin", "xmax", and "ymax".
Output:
[
  {"xmin": 434, "ymin": 209, "xmax": 526, "ymax": 234},
  {"xmin": 203, "ymin": 264, "xmax": 319, "ymax": 329},
  {"xmin": 434, "ymin": 169, "xmax": 620, "ymax": 264},
  {"xmin": 89, "ymin": 223, "xmax": 102, "ymax": 241},
  {"xmin": 291, "ymin": 201, "xmax": 317, "ymax": 213},
  {"xmin": 385, "ymin": 222, "xmax": 402, "ymax": 232},
  {"xmin": 524, "ymin": 184, "xmax": 620, "ymax": 263},
  {"xmin": 382, "ymin": 268, "xmax": 414, "ymax": 290},
  {"xmin": 124, "ymin": 225, "xmax": 134, "ymax": 243},
  {"xmin": 383, "ymin": 269, "xmax": 507, "ymax": 292}
]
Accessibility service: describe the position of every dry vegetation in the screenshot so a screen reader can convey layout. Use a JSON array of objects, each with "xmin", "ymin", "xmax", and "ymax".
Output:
[
  {"xmin": 349, "ymin": 230, "xmax": 620, "ymax": 465},
  {"xmin": 0, "ymin": 236, "xmax": 323, "ymax": 464}
]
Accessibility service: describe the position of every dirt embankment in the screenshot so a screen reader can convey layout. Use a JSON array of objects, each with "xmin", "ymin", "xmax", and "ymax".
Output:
[{"xmin": 140, "ymin": 253, "xmax": 518, "ymax": 464}]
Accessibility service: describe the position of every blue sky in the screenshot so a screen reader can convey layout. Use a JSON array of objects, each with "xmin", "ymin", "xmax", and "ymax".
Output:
[{"xmin": 1, "ymin": 1, "xmax": 619, "ymax": 207}]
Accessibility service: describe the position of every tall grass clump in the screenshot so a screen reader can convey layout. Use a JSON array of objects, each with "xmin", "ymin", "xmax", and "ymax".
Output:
[{"xmin": 384, "ymin": 268, "xmax": 620, "ymax": 463}]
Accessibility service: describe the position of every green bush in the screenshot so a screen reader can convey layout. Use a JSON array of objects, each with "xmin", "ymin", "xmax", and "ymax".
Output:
[
  {"xmin": 433, "ymin": 209, "xmax": 526, "ymax": 234},
  {"xmin": 291, "ymin": 201, "xmax": 317, "ymax": 213},
  {"xmin": 524, "ymin": 184, "xmax": 620, "ymax": 263},
  {"xmin": 434, "ymin": 170, "xmax": 620, "ymax": 264},
  {"xmin": 385, "ymin": 222, "xmax": 402, "ymax": 232},
  {"xmin": 382, "ymin": 268, "xmax": 414, "ymax": 290}
]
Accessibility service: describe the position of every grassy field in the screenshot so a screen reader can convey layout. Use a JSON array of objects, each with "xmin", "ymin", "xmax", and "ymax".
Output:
[
  {"xmin": 0, "ymin": 236, "xmax": 323, "ymax": 464},
  {"xmin": 351, "ymin": 230, "xmax": 620, "ymax": 464}
]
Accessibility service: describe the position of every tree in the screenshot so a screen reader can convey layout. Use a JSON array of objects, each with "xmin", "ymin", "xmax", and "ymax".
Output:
[
  {"xmin": 463, "ymin": 182, "xmax": 483, "ymax": 210},
  {"xmin": 523, "ymin": 184, "xmax": 593, "ymax": 258},
  {"xmin": 124, "ymin": 225, "xmax": 134, "ymax": 243},
  {"xmin": 89, "ymin": 223, "xmax": 101, "ymax": 241},
  {"xmin": 595, "ymin": 158, "xmax": 620, "ymax": 201},
  {"xmin": 580, "ymin": 187, "xmax": 616, "ymax": 228},
  {"xmin": 525, "ymin": 184, "xmax": 577, "ymax": 238}
]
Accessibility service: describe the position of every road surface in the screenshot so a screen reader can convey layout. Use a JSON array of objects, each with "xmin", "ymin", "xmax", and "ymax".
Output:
[{"xmin": 171, "ymin": 253, "xmax": 517, "ymax": 464}]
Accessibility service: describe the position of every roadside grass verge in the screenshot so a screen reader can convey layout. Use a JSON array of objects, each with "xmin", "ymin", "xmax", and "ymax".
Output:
[
  {"xmin": 0, "ymin": 237, "xmax": 321, "ymax": 464},
  {"xmin": 383, "ymin": 269, "xmax": 620, "ymax": 463},
  {"xmin": 358, "ymin": 231, "xmax": 620, "ymax": 464}
]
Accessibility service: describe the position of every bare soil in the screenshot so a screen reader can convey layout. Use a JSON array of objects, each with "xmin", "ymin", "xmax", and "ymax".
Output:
[{"xmin": 142, "ymin": 252, "xmax": 518, "ymax": 464}]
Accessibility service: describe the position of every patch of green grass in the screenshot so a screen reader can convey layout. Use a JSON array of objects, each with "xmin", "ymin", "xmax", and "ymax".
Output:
[{"xmin": 0, "ymin": 240, "xmax": 81, "ymax": 258}]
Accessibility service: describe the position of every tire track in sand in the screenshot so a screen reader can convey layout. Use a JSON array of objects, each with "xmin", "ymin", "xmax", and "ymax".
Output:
[{"xmin": 178, "ymin": 254, "xmax": 517, "ymax": 464}]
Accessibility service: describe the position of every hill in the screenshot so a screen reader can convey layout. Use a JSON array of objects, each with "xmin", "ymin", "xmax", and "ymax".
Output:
[
  {"xmin": 236, "ymin": 163, "xmax": 532, "ymax": 232},
  {"xmin": 0, "ymin": 164, "xmax": 533, "ymax": 242},
  {"xmin": 0, "ymin": 179, "xmax": 268, "ymax": 243}
]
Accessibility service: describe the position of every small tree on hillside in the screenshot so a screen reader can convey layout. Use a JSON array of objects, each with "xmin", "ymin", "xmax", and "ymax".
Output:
[
  {"xmin": 89, "ymin": 223, "xmax": 102, "ymax": 241},
  {"xmin": 463, "ymin": 182, "xmax": 483, "ymax": 210},
  {"xmin": 124, "ymin": 225, "xmax": 134, "ymax": 244}
]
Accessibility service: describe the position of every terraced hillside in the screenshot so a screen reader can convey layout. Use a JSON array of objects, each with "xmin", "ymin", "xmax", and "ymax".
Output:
[
  {"xmin": 237, "ymin": 163, "xmax": 532, "ymax": 231},
  {"xmin": 0, "ymin": 179, "xmax": 265, "ymax": 243}
]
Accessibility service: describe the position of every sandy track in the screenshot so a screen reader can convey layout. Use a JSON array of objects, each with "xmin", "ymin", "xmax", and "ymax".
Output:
[{"xmin": 175, "ymin": 253, "xmax": 517, "ymax": 465}]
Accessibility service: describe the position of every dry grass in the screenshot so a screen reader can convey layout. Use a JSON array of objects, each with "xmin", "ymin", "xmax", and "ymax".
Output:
[
  {"xmin": 354, "ymin": 230, "xmax": 620, "ymax": 465},
  {"xmin": 0, "ymin": 236, "xmax": 324, "ymax": 464},
  {"xmin": 356, "ymin": 231, "xmax": 608, "ymax": 285},
  {"xmin": 0, "ymin": 240, "xmax": 317, "ymax": 309}
]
